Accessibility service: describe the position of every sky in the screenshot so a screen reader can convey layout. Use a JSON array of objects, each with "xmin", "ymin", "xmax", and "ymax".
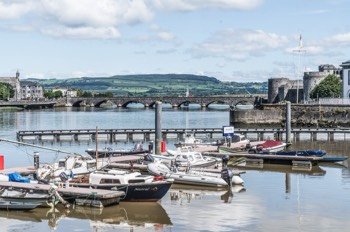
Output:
[{"xmin": 0, "ymin": 0, "xmax": 349, "ymax": 82}]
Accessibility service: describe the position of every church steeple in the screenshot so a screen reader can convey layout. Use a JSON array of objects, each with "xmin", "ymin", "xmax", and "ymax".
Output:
[{"xmin": 16, "ymin": 69, "xmax": 20, "ymax": 79}]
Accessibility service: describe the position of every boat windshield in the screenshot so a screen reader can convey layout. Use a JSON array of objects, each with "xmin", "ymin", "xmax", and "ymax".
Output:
[
  {"xmin": 232, "ymin": 135, "xmax": 242, "ymax": 142},
  {"xmin": 194, "ymin": 153, "xmax": 203, "ymax": 160},
  {"xmin": 87, "ymin": 162, "xmax": 96, "ymax": 169},
  {"xmin": 58, "ymin": 160, "xmax": 65, "ymax": 168}
]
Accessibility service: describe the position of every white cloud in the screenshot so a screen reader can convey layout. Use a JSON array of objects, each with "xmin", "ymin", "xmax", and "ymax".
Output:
[
  {"xmin": 0, "ymin": 1, "xmax": 34, "ymax": 19},
  {"xmin": 191, "ymin": 29, "xmax": 289, "ymax": 60},
  {"xmin": 42, "ymin": 26, "xmax": 120, "ymax": 39},
  {"xmin": 152, "ymin": 0, "xmax": 263, "ymax": 11}
]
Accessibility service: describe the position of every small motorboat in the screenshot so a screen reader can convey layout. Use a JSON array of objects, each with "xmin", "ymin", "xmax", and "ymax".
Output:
[
  {"xmin": 255, "ymin": 149, "xmax": 327, "ymax": 157},
  {"xmin": 85, "ymin": 143, "xmax": 148, "ymax": 158},
  {"xmin": 248, "ymin": 140, "xmax": 287, "ymax": 153},
  {"xmin": 0, "ymin": 201, "xmax": 41, "ymax": 211},
  {"xmin": 151, "ymin": 151, "xmax": 218, "ymax": 169},
  {"xmin": 147, "ymin": 161, "xmax": 244, "ymax": 188},
  {"xmin": 68, "ymin": 169, "xmax": 174, "ymax": 202}
]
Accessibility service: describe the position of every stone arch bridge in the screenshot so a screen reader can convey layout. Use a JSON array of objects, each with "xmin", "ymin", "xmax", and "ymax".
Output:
[{"xmin": 64, "ymin": 96, "xmax": 262, "ymax": 108}]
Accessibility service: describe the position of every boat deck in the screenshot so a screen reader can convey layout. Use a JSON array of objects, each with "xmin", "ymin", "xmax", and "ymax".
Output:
[{"xmin": 204, "ymin": 151, "xmax": 324, "ymax": 164}]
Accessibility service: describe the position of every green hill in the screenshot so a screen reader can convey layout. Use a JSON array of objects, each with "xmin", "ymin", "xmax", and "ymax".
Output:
[{"xmin": 26, "ymin": 74, "xmax": 267, "ymax": 97}]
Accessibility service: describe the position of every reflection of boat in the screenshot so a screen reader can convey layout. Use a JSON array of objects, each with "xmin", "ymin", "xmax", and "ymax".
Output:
[
  {"xmin": 0, "ymin": 201, "xmax": 41, "ymax": 210},
  {"xmin": 235, "ymin": 163, "xmax": 326, "ymax": 176},
  {"xmin": 69, "ymin": 169, "xmax": 173, "ymax": 202},
  {"xmin": 0, "ymin": 202, "xmax": 172, "ymax": 229},
  {"xmin": 169, "ymin": 185, "xmax": 245, "ymax": 204}
]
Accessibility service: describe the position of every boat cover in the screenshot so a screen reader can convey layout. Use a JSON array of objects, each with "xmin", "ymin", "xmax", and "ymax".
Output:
[
  {"xmin": 260, "ymin": 140, "xmax": 283, "ymax": 148},
  {"xmin": 8, "ymin": 172, "xmax": 30, "ymax": 183}
]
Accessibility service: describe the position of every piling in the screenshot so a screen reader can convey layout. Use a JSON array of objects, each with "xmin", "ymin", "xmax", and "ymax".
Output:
[
  {"xmin": 34, "ymin": 152, "xmax": 39, "ymax": 169},
  {"xmin": 285, "ymin": 102, "xmax": 291, "ymax": 144},
  {"xmin": 155, "ymin": 101, "xmax": 162, "ymax": 154}
]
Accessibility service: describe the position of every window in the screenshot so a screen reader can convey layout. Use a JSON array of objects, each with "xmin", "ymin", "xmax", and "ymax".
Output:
[
  {"xmin": 100, "ymin": 179, "xmax": 121, "ymax": 184},
  {"xmin": 348, "ymin": 70, "xmax": 350, "ymax": 85}
]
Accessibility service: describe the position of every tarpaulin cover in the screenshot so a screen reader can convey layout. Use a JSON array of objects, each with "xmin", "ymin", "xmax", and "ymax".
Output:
[{"xmin": 8, "ymin": 172, "xmax": 30, "ymax": 183}]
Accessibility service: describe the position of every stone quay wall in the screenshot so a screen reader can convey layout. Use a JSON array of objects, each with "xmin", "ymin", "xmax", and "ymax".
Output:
[{"xmin": 230, "ymin": 104, "xmax": 350, "ymax": 128}]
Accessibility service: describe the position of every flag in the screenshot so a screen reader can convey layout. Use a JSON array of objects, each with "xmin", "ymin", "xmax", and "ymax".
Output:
[{"xmin": 299, "ymin": 34, "xmax": 303, "ymax": 49}]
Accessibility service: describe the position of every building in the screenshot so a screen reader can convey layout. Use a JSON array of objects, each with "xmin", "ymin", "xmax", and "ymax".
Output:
[
  {"xmin": 20, "ymin": 80, "xmax": 44, "ymax": 100},
  {"xmin": 303, "ymin": 64, "xmax": 341, "ymax": 101},
  {"xmin": 52, "ymin": 87, "xmax": 77, "ymax": 97},
  {"xmin": 268, "ymin": 64, "xmax": 341, "ymax": 103},
  {"xmin": 0, "ymin": 70, "xmax": 21, "ymax": 100},
  {"xmin": 341, "ymin": 60, "xmax": 350, "ymax": 98}
]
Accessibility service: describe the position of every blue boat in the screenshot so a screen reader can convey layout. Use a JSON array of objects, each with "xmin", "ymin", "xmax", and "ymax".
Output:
[{"xmin": 257, "ymin": 150, "xmax": 327, "ymax": 157}]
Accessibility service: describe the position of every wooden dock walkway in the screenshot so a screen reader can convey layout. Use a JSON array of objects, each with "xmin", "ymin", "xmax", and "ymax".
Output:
[{"xmin": 15, "ymin": 127, "xmax": 350, "ymax": 142}]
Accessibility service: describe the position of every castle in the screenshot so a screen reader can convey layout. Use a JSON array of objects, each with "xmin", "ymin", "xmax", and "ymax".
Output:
[{"xmin": 268, "ymin": 64, "xmax": 342, "ymax": 103}]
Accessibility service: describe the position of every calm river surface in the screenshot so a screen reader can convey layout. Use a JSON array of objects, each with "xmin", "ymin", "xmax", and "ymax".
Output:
[{"xmin": 0, "ymin": 106, "xmax": 350, "ymax": 232}]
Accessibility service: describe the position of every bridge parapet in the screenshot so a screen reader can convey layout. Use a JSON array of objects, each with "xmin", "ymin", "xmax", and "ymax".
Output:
[{"xmin": 66, "ymin": 96, "xmax": 260, "ymax": 108}]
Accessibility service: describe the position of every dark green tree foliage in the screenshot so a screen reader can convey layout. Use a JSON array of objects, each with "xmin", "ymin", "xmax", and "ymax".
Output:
[
  {"xmin": 310, "ymin": 74, "xmax": 342, "ymax": 99},
  {"xmin": 44, "ymin": 90, "xmax": 63, "ymax": 99},
  {"xmin": 0, "ymin": 82, "xmax": 14, "ymax": 99}
]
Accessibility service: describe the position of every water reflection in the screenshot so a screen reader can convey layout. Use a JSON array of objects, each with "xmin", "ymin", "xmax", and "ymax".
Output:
[
  {"xmin": 169, "ymin": 184, "xmax": 246, "ymax": 205},
  {"xmin": 234, "ymin": 163, "xmax": 327, "ymax": 176},
  {"xmin": 0, "ymin": 202, "xmax": 172, "ymax": 230}
]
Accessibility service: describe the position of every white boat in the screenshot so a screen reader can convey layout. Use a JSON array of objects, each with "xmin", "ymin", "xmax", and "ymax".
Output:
[
  {"xmin": 152, "ymin": 150, "xmax": 218, "ymax": 169},
  {"xmin": 248, "ymin": 140, "xmax": 287, "ymax": 153},
  {"xmin": 36, "ymin": 155, "xmax": 109, "ymax": 182},
  {"xmin": 147, "ymin": 162, "xmax": 244, "ymax": 188},
  {"xmin": 69, "ymin": 169, "xmax": 173, "ymax": 202}
]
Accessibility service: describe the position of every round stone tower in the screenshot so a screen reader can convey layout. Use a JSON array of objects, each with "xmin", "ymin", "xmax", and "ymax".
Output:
[{"xmin": 268, "ymin": 78, "xmax": 289, "ymax": 103}]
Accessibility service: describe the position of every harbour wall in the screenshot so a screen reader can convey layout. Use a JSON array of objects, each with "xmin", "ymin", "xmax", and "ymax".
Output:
[{"xmin": 230, "ymin": 104, "xmax": 350, "ymax": 128}]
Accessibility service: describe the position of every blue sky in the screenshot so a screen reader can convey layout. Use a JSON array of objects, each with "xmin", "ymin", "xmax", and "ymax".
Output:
[{"xmin": 0, "ymin": 0, "xmax": 349, "ymax": 82}]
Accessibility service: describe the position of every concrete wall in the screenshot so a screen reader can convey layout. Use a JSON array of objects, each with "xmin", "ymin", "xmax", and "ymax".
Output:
[{"xmin": 230, "ymin": 104, "xmax": 350, "ymax": 128}]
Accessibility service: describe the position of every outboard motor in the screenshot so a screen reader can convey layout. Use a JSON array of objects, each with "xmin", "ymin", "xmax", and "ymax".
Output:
[
  {"xmin": 221, "ymin": 155, "xmax": 230, "ymax": 168},
  {"xmin": 221, "ymin": 167, "xmax": 234, "ymax": 187},
  {"xmin": 143, "ymin": 154, "xmax": 155, "ymax": 163}
]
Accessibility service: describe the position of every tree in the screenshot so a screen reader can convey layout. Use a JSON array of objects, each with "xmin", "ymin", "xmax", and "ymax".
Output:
[
  {"xmin": 0, "ymin": 82, "xmax": 14, "ymax": 99},
  {"xmin": 310, "ymin": 74, "xmax": 342, "ymax": 99}
]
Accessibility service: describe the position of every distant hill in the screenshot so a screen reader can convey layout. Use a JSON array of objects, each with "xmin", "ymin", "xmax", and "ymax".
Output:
[{"xmin": 25, "ymin": 74, "xmax": 267, "ymax": 96}]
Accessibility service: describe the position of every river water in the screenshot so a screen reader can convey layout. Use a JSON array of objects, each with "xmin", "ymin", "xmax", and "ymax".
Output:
[{"xmin": 0, "ymin": 106, "xmax": 350, "ymax": 232}]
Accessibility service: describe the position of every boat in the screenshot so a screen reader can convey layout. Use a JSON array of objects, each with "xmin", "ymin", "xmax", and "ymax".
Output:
[
  {"xmin": 85, "ymin": 143, "xmax": 148, "ymax": 158},
  {"xmin": 0, "ymin": 201, "xmax": 41, "ymax": 211},
  {"xmin": 68, "ymin": 169, "xmax": 174, "ymax": 202},
  {"xmin": 36, "ymin": 154, "xmax": 109, "ymax": 182},
  {"xmin": 152, "ymin": 150, "xmax": 218, "ymax": 169},
  {"xmin": 248, "ymin": 140, "xmax": 287, "ymax": 153},
  {"xmin": 254, "ymin": 149, "xmax": 327, "ymax": 157},
  {"xmin": 147, "ymin": 161, "xmax": 243, "ymax": 188},
  {"xmin": 174, "ymin": 133, "xmax": 204, "ymax": 147},
  {"xmin": 0, "ymin": 185, "xmax": 58, "ymax": 207}
]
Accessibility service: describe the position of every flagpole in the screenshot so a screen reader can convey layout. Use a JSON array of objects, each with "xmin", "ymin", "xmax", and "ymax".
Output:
[{"xmin": 293, "ymin": 34, "xmax": 305, "ymax": 104}]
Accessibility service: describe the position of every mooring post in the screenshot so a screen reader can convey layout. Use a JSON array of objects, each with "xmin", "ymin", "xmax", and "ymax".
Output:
[
  {"xmin": 286, "ymin": 102, "xmax": 291, "ymax": 144},
  {"xmin": 155, "ymin": 101, "xmax": 162, "ymax": 154}
]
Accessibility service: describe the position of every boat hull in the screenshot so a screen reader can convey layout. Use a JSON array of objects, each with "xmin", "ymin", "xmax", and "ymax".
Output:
[{"xmin": 69, "ymin": 181, "xmax": 173, "ymax": 202}]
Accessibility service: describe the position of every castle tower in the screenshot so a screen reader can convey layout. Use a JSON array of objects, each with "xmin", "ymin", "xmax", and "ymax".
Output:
[{"xmin": 268, "ymin": 78, "xmax": 289, "ymax": 103}]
